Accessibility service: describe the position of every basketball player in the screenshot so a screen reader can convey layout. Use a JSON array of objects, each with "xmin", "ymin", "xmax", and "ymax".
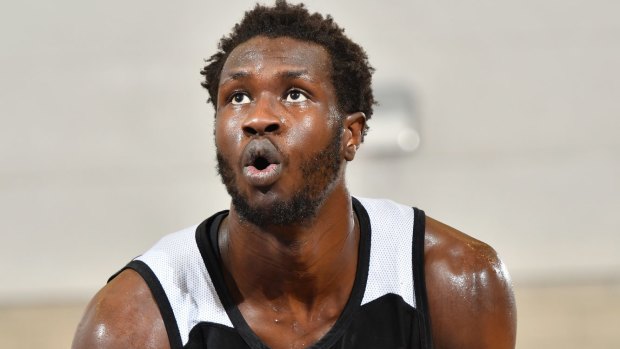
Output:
[{"xmin": 73, "ymin": 2, "xmax": 516, "ymax": 348}]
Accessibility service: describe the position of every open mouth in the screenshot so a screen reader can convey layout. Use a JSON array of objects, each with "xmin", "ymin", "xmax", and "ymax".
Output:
[
  {"xmin": 246, "ymin": 153, "xmax": 280, "ymax": 172},
  {"xmin": 252, "ymin": 156, "xmax": 271, "ymax": 171},
  {"xmin": 242, "ymin": 139, "xmax": 283, "ymax": 187}
]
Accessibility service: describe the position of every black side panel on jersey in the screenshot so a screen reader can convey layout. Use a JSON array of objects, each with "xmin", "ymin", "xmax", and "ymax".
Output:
[
  {"xmin": 186, "ymin": 322, "xmax": 249, "ymax": 348},
  {"xmin": 412, "ymin": 207, "xmax": 434, "ymax": 349},
  {"xmin": 342, "ymin": 293, "xmax": 423, "ymax": 347}
]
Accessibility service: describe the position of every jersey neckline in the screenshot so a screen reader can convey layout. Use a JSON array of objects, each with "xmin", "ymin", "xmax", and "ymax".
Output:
[{"xmin": 194, "ymin": 197, "xmax": 372, "ymax": 349}]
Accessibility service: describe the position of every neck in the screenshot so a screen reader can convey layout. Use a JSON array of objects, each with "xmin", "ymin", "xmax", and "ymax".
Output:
[{"xmin": 219, "ymin": 188, "xmax": 359, "ymax": 312}]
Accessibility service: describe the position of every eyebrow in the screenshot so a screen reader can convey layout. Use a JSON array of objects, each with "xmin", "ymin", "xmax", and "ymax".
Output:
[
  {"xmin": 220, "ymin": 69, "xmax": 315, "ymax": 84},
  {"xmin": 278, "ymin": 69, "xmax": 313, "ymax": 82},
  {"xmin": 220, "ymin": 71, "xmax": 250, "ymax": 83}
]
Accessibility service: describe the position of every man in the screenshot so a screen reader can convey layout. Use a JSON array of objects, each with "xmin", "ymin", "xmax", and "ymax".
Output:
[{"xmin": 73, "ymin": 1, "xmax": 516, "ymax": 348}]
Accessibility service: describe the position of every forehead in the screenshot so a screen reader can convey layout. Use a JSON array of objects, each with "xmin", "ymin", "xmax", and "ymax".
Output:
[{"xmin": 220, "ymin": 36, "xmax": 332, "ymax": 83}]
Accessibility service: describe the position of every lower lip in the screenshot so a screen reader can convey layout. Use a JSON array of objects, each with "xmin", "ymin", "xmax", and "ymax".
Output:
[{"xmin": 243, "ymin": 163, "xmax": 282, "ymax": 187}]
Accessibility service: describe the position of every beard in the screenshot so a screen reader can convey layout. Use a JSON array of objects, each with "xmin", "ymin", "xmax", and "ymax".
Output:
[{"xmin": 216, "ymin": 121, "xmax": 343, "ymax": 227}]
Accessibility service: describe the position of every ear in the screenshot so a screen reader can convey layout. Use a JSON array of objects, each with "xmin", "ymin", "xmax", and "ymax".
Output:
[{"xmin": 342, "ymin": 112, "xmax": 366, "ymax": 161}]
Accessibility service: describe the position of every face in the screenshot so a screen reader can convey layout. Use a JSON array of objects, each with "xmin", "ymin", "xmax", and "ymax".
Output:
[{"xmin": 214, "ymin": 36, "xmax": 346, "ymax": 226}]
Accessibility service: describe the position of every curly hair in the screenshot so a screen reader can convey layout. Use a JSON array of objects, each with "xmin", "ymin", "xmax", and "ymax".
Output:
[{"xmin": 200, "ymin": 0, "xmax": 375, "ymax": 136}]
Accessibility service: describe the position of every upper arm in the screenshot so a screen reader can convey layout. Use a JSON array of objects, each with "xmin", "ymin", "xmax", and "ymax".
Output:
[
  {"xmin": 424, "ymin": 217, "xmax": 517, "ymax": 349},
  {"xmin": 72, "ymin": 269, "xmax": 170, "ymax": 349}
]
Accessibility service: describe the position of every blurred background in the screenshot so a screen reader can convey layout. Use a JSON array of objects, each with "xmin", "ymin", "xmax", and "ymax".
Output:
[{"xmin": 1, "ymin": 0, "xmax": 618, "ymax": 348}]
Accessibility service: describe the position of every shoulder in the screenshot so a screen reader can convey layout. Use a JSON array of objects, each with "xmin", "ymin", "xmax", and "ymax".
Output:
[
  {"xmin": 72, "ymin": 269, "xmax": 170, "ymax": 349},
  {"xmin": 424, "ymin": 216, "xmax": 516, "ymax": 349}
]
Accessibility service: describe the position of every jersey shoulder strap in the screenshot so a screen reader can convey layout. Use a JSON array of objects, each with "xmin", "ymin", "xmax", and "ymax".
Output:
[{"xmin": 354, "ymin": 197, "xmax": 433, "ymax": 348}]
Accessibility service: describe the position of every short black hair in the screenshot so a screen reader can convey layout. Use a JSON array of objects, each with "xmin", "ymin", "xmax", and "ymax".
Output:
[{"xmin": 201, "ymin": 0, "xmax": 375, "ymax": 136}]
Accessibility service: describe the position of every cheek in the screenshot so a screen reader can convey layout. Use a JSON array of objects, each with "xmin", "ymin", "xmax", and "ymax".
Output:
[
  {"xmin": 284, "ymin": 113, "xmax": 333, "ymax": 149},
  {"xmin": 214, "ymin": 117, "xmax": 244, "ymax": 151},
  {"xmin": 286, "ymin": 116, "xmax": 311, "ymax": 144}
]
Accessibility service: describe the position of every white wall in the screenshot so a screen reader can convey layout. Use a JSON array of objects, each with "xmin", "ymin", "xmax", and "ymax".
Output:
[{"xmin": 1, "ymin": 0, "xmax": 618, "ymax": 303}]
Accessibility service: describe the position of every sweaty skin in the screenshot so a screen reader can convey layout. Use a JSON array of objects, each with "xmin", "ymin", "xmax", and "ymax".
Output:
[
  {"xmin": 72, "ymin": 37, "xmax": 516, "ymax": 349},
  {"xmin": 425, "ymin": 218, "xmax": 516, "ymax": 349}
]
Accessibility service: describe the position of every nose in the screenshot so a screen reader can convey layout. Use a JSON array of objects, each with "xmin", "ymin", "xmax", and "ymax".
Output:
[{"xmin": 242, "ymin": 97, "xmax": 282, "ymax": 136}]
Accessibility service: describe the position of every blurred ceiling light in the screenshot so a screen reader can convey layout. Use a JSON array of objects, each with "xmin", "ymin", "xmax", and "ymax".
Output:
[{"xmin": 361, "ymin": 84, "xmax": 420, "ymax": 157}]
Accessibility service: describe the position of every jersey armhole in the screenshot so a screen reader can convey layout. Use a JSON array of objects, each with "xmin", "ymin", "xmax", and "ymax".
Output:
[
  {"xmin": 412, "ymin": 207, "xmax": 434, "ymax": 349},
  {"xmin": 109, "ymin": 260, "xmax": 184, "ymax": 349}
]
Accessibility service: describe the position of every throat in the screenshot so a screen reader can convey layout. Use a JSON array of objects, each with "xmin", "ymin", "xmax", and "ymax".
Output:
[{"xmin": 224, "ymin": 217, "xmax": 359, "ymax": 294}]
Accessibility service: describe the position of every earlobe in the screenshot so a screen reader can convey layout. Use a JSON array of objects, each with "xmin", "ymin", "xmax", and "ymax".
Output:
[{"xmin": 343, "ymin": 112, "xmax": 366, "ymax": 161}]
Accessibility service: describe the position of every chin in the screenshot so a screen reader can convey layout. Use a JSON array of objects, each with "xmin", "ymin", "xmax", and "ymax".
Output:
[{"xmin": 230, "ymin": 186, "xmax": 325, "ymax": 227}]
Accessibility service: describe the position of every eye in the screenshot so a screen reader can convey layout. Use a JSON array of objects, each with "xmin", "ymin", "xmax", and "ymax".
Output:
[
  {"xmin": 285, "ymin": 90, "xmax": 308, "ymax": 103},
  {"xmin": 231, "ymin": 92, "xmax": 251, "ymax": 105}
]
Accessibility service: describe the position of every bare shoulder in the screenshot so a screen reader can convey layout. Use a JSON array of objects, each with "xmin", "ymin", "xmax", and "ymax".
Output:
[
  {"xmin": 424, "ymin": 216, "xmax": 516, "ymax": 349},
  {"xmin": 72, "ymin": 269, "xmax": 170, "ymax": 349}
]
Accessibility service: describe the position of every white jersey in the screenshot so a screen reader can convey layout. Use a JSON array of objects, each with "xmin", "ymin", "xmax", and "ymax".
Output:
[{"xmin": 115, "ymin": 197, "xmax": 433, "ymax": 349}]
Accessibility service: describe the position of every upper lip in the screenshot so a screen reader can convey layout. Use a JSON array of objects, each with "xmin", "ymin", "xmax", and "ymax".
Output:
[{"xmin": 242, "ymin": 139, "xmax": 283, "ymax": 169}]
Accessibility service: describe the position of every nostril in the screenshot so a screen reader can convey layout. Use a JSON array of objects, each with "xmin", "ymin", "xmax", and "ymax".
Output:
[
  {"xmin": 243, "ymin": 126, "xmax": 258, "ymax": 135},
  {"xmin": 265, "ymin": 123, "xmax": 279, "ymax": 133},
  {"xmin": 242, "ymin": 120, "xmax": 280, "ymax": 136}
]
